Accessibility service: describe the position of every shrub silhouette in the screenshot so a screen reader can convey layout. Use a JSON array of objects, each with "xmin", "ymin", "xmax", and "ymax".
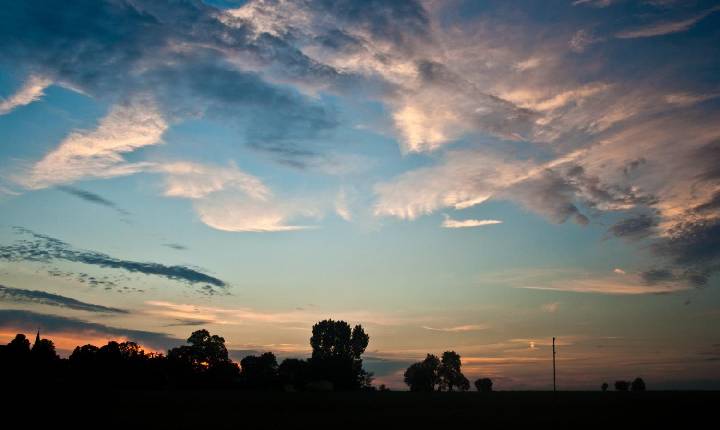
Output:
[
  {"xmin": 631, "ymin": 377, "xmax": 646, "ymax": 392},
  {"xmin": 475, "ymin": 378, "xmax": 493, "ymax": 392},
  {"xmin": 615, "ymin": 380, "xmax": 630, "ymax": 391},
  {"xmin": 601, "ymin": 382, "xmax": 609, "ymax": 392}
]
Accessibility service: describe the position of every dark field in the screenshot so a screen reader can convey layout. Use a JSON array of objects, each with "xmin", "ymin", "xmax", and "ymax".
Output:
[{"xmin": 4, "ymin": 390, "xmax": 717, "ymax": 428}]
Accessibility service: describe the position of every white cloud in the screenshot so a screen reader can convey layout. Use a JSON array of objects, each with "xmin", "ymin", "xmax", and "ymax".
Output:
[
  {"xmin": 158, "ymin": 161, "xmax": 269, "ymax": 200},
  {"xmin": 441, "ymin": 215, "xmax": 502, "ymax": 229},
  {"xmin": 335, "ymin": 188, "xmax": 352, "ymax": 222},
  {"xmin": 17, "ymin": 97, "xmax": 167, "ymax": 189},
  {"xmin": 194, "ymin": 194, "xmax": 318, "ymax": 232},
  {"xmin": 0, "ymin": 75, "xmax": 52, "ymax": 115},
  {"xmin": 664, "ymin": 92, "xmax": 720, "ymax": 107},
  {"xmin": 521, "ymin": 276, "xmax": 690, "ymax": 295},
  {"xmin": 374, "ymin": 150, "xmax": 528, "ymax": 220},
  {"xmin": 613, "ymin": 268, "xmax": 626, "ymax": 275},
  {"xmin": 422, "ymin": 324, "xmax": 489, "ymax": 332},
  {"xmin": 615, "ymin": 6, "xmax": 720, "ymax": 39}
]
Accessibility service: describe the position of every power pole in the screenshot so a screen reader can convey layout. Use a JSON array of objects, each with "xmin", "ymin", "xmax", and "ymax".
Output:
[{"xmin": 553, "ymin": 336, "xmax": 557, "ymax": 393}]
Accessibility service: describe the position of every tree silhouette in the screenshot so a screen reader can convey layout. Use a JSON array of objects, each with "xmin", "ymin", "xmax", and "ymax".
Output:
[
  {"xmin": 0, "ymin": 334, "xmax": 32, "ymax": 384},
  {"xmin": 614, "ymin": 380, "xmax": 630, "ymax": 391},
  {"xmin": 601, "ymin": 382, "xmax": 609, "ymax": 392},
  {"xmin": 631, "ymin": 377, "xmax": 646, "ymax": 392},
  {"xmin": 309, "ymin": 319, "xmax": 370, "ymax": 390},
  {"xmin": 475, "ymin": 377, "xmax": 493, "ymax": 392},
  {"xmin": 279, "ymin": 358, "xmax": 311, "ymax": 391},
  {"xmin": 167, "ymin": 329, "xmax": 238, "ymax": 387},
  {"xmin": 439, "ymin": 351, "xmax": 469, "ymax": 391},
  {"xmin": 404, "ymin": 354, "xmax": 440, "ymax": 392},
  {"xmin": 240, "ymin": 352, "xmax": 279, "ymax": 389}
]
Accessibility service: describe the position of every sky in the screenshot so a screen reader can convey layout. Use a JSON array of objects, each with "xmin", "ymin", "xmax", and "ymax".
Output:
[{"xmin": 1, "ymin": 0, "xmax": 719, "ymax": 390}]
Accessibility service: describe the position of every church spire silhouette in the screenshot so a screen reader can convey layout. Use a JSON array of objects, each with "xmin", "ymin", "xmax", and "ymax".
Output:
[{"xmin": 34, "ymin": 330, "xmax": 40, "ymax": 348}]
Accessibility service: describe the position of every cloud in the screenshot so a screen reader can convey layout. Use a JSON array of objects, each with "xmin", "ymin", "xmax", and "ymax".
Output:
[
  {"xmin": 143, "ymin": 300, "xmax": 428, "ymax": 328},
  {"xmin": 521, "ymin": 274, "xmax": 690, "ymax": 295},
  {"xmin": 0, "ymin": 0, "xmax": 344, "ymax": 169},
  {"xmin": 57, "ymin": 186, "xmax": 129, "ymax": 216},
  {"xmin": 0, "ymin": 227, "xmax": 227, "ymax": 289},
  {"xmin": 0, "ymin": 309, "xmax": 179, "ymax": 351},
  {"xmin": 16, "ymin": 98, "xmax": 167, "ymax": 189},
  {"xmin": 194, "ymin": 194, "xmax": 319, "ymax": 232},
  {"xmin": 608, "ymin": 214, "xmax": 658, "ymax": 239},
  {"xmin": 441, "ymin": 215, "xmax": 502, "ymax": 229},
  {"xmin": 158, "ymin": 161, "xmax": 269, "ymax": 200},
  {"xmin": 0, "ymin": 75, "xmax": 52, "ymax": 115},
  {"xmin": 422, "ymin": 324, "xmax": 488, "ymax": 332},
  {"xmin": 0, "ymin": 284, "xmax": 128, "ymax": 313},
  {"xmin": 615, "ymin": 6, "xmax": 720, "ymax": 39},
  {"xmin": 572, "ymin": 0, "xmax": 616, "ymax": 7},
  {"xmin": 541, "ymin": 302, "xmax": 560, "ymax": 313},
  {"xmin": 569, "ymin": 29, "xmax": 600, "ymax": 53},
  {"xmin": 373, "ymin": 150, "xmax": 527, "ymax": 220}
]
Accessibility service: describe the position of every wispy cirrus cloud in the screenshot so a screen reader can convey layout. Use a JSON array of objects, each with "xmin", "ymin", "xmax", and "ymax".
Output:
[
  {"xmin": 441, "ymin": 215, "xmax": 502, "ymax": 229},
  {"xmin": 422, "ymin": 324, "xmax": 489, "ymax": 332},
  {"xmin": 15, "ymin": 98, "xmax": 167, "ymax": 190},
  {"xmin": 0, "ymin": 284, "xmax": 128, "ymax": 314},
  {"xmin": 521, "ymin": 275, "xmax": 690, "ymax": 295},
  {"xmin": 615, "ymin": 6, "xmax": 720, "ymax": 39},
  {"xmin": 0, "ymin": 75, "xmax": 52, "ymax": 115}
]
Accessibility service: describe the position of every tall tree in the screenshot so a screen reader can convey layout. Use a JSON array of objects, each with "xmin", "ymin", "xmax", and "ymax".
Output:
[
  {"xmin": 309, "ymin": 319, "xmax": 370, "ymax": 390},
  {"xmin": 439, "ymin": 351, "xmax": 469, "ymax": 391}
]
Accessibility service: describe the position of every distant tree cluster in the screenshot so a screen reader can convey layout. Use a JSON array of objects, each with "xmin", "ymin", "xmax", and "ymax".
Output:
[
  {"xmin": 0, "ymin": 319, "xmax": 372, "ymax": 391},
  {"xmin": 403, "ymin": 351, "xmax": 477, "ymax": 392},
  {"xmin": 608, "ymin": 378, "xmax": 646, "ymax": 392}
]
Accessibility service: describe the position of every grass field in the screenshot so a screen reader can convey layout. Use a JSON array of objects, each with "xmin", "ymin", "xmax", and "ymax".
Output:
[{"xmin": 4, "ymin": 390, "xmax": 716, "ymax": 427}]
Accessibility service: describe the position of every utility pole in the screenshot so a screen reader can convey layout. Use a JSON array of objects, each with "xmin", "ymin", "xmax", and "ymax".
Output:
[{"xmin": 553, "ymin": 336, "xmax": 557, "ymax": 393}]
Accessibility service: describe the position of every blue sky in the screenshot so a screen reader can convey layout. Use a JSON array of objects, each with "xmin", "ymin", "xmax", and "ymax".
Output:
[{"xmin": 1, "ymin": 0, "xmax": 720, "ymax": 389}]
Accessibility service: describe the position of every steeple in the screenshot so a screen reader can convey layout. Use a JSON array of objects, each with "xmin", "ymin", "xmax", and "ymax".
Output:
[{"xmin": 34, "ymin": 329, "xmax": 40, "ymax": 347}]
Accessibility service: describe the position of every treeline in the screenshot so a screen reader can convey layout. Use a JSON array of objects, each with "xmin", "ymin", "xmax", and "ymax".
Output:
[
  {"xmin": 0, "ymin": 319, "xmax": 371, "ymax": 391},
  {"xmin": 0, "ymin": 319, "xmax": 648, "ymax": 392}
]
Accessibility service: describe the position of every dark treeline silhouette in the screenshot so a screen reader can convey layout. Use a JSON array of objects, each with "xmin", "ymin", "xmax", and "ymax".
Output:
[
  {"xmin": 611, "ymin": 378, "xmax": 646, "ymax": 392},
  {"xmin": 1, "ymin": 324, "xmax": 651, "ymax": 392},
  {"xmin": 0, "ymin": 319, "xmax": 373, "ymax": 391}
]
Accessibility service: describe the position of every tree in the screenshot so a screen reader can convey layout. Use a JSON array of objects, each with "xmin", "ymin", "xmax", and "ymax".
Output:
[
  {"xmin": 1, "ymin": 334, "xmax": 33, "ymax": 384},
  {"xmin": 475, "ymin": 378, "xmax": 493, "ymax": 392},
  {"xmin": 279, "ymin": 358, "xmax": 311, "ymax": 391},
  {"xmin": 631, "ymin": 377, "xmax": 646, "ymax": 392},
  {"xmin": 615, "ymin": 380, "xmax": 630, "ymax": 391},
  {"xmin": 404, "ymin": 354, "xmax": 440, "ymax": 392},
  {"xmin": 7, "ymin": 334, "xmax": 31, "ymax": 356},
  {"xmin": 240, "ymin": 352, "xmax": 279, "ymax": 389},
  {"xmin": 309, "ymin": 319, "xmax": 370, "ymax": 390},
  {"xmin": 167, "ymin": 329, "xmax": 238, "ymax": 386},
  {"xmin": 601, "ymin": 382, "xmax": 609, "ymax": 392},
  {"xmin": 439, "ymin": 351, "xmax": 469, "ymax": 391},
  {"xmin": 31, "ymin": 338, "xmax": 59, "ymax": 362}
]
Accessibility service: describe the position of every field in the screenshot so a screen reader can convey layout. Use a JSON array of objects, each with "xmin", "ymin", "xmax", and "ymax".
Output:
[{"xmin": 4, "ymin": 390, "xmax": 716, "ymax": 427}]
